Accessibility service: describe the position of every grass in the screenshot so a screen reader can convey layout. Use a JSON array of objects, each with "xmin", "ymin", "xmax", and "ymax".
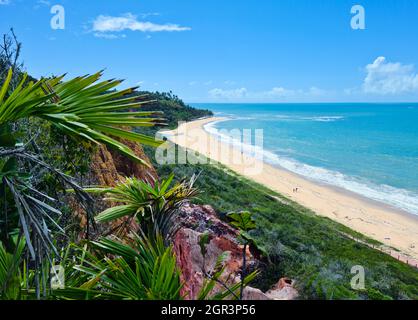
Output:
[
  {"xmin": 144, "ymin": 145, "xmax": 418, "ymax": 300},
  {"xmin": 134, "ymin": 97, "xmax": 418, "ymax": 300}
]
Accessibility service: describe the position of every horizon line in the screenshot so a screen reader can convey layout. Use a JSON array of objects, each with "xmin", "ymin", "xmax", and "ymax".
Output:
[{"xmin": 186, "ymin": 101, "xmax": 418, "ymax": 104}]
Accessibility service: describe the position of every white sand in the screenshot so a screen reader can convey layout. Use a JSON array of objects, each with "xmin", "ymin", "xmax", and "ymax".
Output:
[{"xmin": 161, "ymin": 117, "xmax": 418, "ymax": 261}]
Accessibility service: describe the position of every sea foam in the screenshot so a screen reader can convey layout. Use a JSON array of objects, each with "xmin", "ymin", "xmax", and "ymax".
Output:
[{"xmin": 204, "ymin": 120, "xmax": 418, "ymax": 215}]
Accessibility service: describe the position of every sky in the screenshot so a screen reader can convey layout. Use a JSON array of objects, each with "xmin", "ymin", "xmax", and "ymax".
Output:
[{"xmin": 1, "ymin": 0, "xmax": 418, "ymax": 103}]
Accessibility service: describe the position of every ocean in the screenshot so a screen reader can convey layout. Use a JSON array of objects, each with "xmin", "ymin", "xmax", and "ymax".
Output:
[{"xmin": 191, "ymin": 103, "xmax": 418, "ymax": 216}]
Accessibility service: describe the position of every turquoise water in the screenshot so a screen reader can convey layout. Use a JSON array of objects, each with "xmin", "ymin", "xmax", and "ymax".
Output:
[{"xmin": 192, "ymin": 103, "xmax": 418, "ymax": 215}]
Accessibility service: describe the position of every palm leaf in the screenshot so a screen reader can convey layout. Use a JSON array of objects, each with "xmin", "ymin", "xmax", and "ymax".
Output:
[{"xmin": 0, "ymin": 69, "xmax": 165, "ymax": 166}]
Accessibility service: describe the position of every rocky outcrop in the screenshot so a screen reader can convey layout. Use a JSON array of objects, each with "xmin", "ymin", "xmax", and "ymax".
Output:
[
  {"xmin": 75, "ymin": 141, "xmax": 157, "ymax": 239},
  {"xmin": 108, "ymin": 139, "xmax": 158, "ymax": 183},
  {"xmin": 242, "ymin": 278, "xmax": 298, "ymax": 300},
  {"xmin": 90, "ymin": 142, "xmax": 157, "ymax": 188},
  {"xmin": 177, "ymin": 203, "xmax": 239, "ymax": 240},
  {"xmin": 264, "ymin": 278, "xmax": 299, "ymax": 300},
  {"xmin": 174, "ymin": 203, "xmax": 298, "ymax": 300},
  {"xmin": 90, "ymin": 145, "xmax": 121, "ymax": 187},
  {"xmin": 87, "ymin": 140, "xmax": 299, "ymax": 300},
  {"xmin": 173, "ymin": 227, "xmax": 253, "ymax": 299}
]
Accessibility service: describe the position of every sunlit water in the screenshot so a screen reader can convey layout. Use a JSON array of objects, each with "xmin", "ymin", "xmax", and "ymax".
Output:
[{"xmin": 192, "ymin": 103, "xmax": 418, "ymax": 215}]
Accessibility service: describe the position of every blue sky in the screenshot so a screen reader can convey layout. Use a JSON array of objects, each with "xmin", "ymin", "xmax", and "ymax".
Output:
[{"xmin": 1, "ymin": 0, "xmax": 418, "ymax": 102}]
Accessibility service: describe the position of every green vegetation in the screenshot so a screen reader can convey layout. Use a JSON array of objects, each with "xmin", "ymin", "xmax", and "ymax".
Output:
[
  {"xmin": 133, "ymin": 91, "xmax": 212, "ymax": 130},
  {"xmin": 0, "ymin": 237, "xmax": 26, "ymax": 300},
  {"xmin": 1, "ymin": 29, "xmax": 417, "ymax": 301},
  {"xmin": 0, "ymin": 65, "xmax": 163, "ymax": 285},
  {"xmin": 130, "ymin": 80, "xmax": 418, "ymax": 300},
  {"xmin": 88, "ymin": 174, "xmax": 200, "ymax": 241},
  {"xmin": 151, "ymin": 158, "xmax": 418, "ymax": 300},
  {"xmin": 52, "ymin": 234, "xmax": 183, "ymax": 300},
  {"xmin": 0, "ymin": 30, "xmax": 254, "ymax": 301},
  {"xmin": 227, "ymin": 211, "xmax": 257, "ymax": 299},
  {"xmin": 86, "ymin": 174, "xmax": 257, "ymax": 300},
  {"xmin": 197, "ymin": 250, "xmax": 258, "ymax": 300}
]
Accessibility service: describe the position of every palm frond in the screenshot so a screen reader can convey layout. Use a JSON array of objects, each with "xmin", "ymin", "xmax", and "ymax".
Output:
[
  {"xmin": 52, "ymin": 233, "xmax": 183, "ymax": 300},
  {"xmin": 90, "ymin": 174, "xmax": 199, "ymax": 241},
  {"xmin": 0, "ymin": 237, "xmax": 25, "ymax": 300},
  {"xmin": 198, "ymin": 253, "xmax": 259, "ymax": 300},
  {"xmin": 0, "ymin": 69, "xmax": 165, "ymax": 166}
]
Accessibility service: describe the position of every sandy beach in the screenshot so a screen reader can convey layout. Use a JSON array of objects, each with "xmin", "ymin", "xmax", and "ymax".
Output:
[{"xmin": 161, "ymin": 117, "xmax": 418, "ymax": 262}]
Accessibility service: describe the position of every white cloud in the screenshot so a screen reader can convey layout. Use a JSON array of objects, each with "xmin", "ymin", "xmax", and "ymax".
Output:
[
  {"xmin": 208, "ymin": 86, "xmax": 329, "ymax": 102},
  {"xmin": 363, "ymin": 56, "xmax": 418, "ymax": 95},
  {"xmin": 308, "ymin": 86, "xmax": 328, "ymax": 96},
  {"xmin": 92, "ymin": 13, "xmax": 191, "ymax": 34},
  {"xmin": 94, "ymin": 33, "xmax": 126, "ymax": 39},
  {"xmin": 0, "ymin": 0, "xmax": 10, "ymax": 5},
  {"xmin": 223, "ymin": 80, "xmax": 237, "ymax": 86},
  {"xmin": 37, "ymin": 0, "xmax": 50, "ymax": 5},
  {"xmin": 263, "ymin": 86, "xmax": 328, "ymax": 99},
  {"xmin": 266, "ymin": 87, "xmax": 296, "ymax": 97},
  {"xmin": 209, "ymin": 88, "xmax": 248, "ymax": 99},
  {"xmin": 140, "ymin": 12, "xmax": 160, "ymax": 18}
]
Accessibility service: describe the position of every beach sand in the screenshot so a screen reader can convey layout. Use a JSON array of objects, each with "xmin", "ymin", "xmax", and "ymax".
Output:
[{"xmin": 161, "ymin": 117, "xmax": 418, "ymax": 262}]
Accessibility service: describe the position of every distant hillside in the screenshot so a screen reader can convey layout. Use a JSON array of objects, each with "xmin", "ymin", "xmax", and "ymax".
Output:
[{"xmin": 135, "ymin": 91, "xmax": 213, "ymax": 130}]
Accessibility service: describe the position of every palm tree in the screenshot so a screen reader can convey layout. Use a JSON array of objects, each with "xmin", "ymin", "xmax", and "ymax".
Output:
[
  {"xmin": 88, "ymin": 173, "xmax": 199, "ymax": 241},
  {"xmin": 0, "ymin": 237, "xmax": 25, "ymax": 300},
  {"xmin": 227, "ymin": 211, "xmax": 257, "ymax": 299},
  {"xmin": 0, "ymin": 68, "xmax": 164, "ymax": 163},
  {"xmin": 0, "ymin": 68, "xmax": 164, "ymax": 298},
  {"xmin": 52, "ymin": 233, "xmax": 183, "ymax": 300}
]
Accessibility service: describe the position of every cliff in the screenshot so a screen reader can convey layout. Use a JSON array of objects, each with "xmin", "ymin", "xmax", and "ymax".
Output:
[
  {"xmin": 174, "ymin": 203, "xmax": 298, "ymax": 300},
  {"xmin": 90, "ymin": 142, "xmax": 158, "ymax": 188},
  {"xmin": 88, "ymin": 141, "xmax": 298, "ymax": 300},
  {"xmin": 72, "ymin": 141, "xmax": 157, "ymax": 239}
]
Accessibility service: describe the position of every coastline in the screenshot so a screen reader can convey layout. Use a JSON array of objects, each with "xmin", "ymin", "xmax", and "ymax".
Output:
[{"xmin": 161, "ymin": 117, "xmax": 418, "ymax": 262}]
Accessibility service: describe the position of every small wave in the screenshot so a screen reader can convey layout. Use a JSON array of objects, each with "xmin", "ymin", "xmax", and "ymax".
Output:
[
  {"xmin": 213, "ymin": 112, "xmax": 236, "ymax": 117},
  {"xmin": 204, "ymin": 123, "xmax": 418, "ymax": 215},
  {"xmin": 236, "ymin": 116, "xmax": 256, "ymax": 120},
  {"xmin": 312, "ymin": 116, "xmax": 345, "ymax": 122},
  {"xmin": 275, "ymin": 115, "xmax": 345, "ymax": 122},
  {"xmin": 264, "ymin": 155, "xmax": 418, "ymax": 215}
]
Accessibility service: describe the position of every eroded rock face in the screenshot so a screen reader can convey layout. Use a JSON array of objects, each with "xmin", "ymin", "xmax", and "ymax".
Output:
[
  {"xmin": 90, "ymin": 145, "xmax": 122, "ymax": 187},
  {"xmin": 242, "ymin": 287, "xmax": 269, "ymax": 300},
  {"xmin": 173, "ymin": 203, "xmax": 299, "ymax": 300},
  {"xmin": 108, "ymin": 139, "xmax": 158, "ymax": 183},
  {"xmin": 173, "ymin": 227, "xmax": 253, "ymax": 300},
  {"xmin": 242, "ymin": 278, "xmax": 299, "ymax": 300},
  {"xmin": 173, "ymin": 228, "xmax": 205, "ymax": 300},
  {"xmin": 265, "ymin": 278, "xmax": 299, "ymax": 300},
  {"xmin": 177, "ymin": 203, "xmax": 239, "ymax": 240},
  {"xmin": 90, "ymin": 142, "xmax": 157, "ymax": 188},
  {"xmin": 88, "ymin": 142, "xmax": 299, "ymax": 300},
  {"xmin": 76, "ymin": 141, "xmax": 157, "ymax": 239}
]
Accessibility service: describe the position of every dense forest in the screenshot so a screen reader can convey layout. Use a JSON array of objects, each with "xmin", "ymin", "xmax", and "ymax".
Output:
[{"xmin": 134, "ymin": 91, "xmax": 212, "ymax": 128}]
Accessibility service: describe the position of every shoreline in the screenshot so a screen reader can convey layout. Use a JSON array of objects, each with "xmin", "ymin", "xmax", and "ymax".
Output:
[{"xmin": 161, "ymin": 117, "xmax": 418, "ymax": 262}]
